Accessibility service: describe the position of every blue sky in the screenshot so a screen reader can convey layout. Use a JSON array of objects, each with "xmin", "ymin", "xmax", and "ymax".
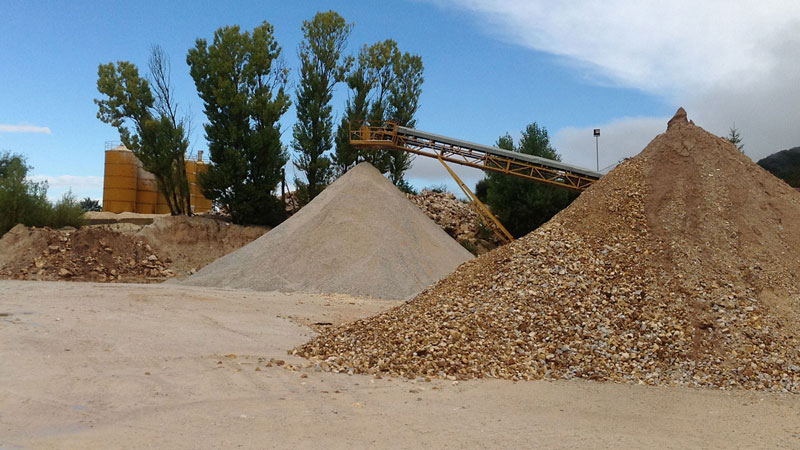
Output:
[{"xmin": 2, "ymin": 0, "xmax": 799, "ymax": 201}]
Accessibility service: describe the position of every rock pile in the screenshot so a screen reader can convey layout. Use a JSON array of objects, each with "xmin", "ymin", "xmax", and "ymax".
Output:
[
  {"xmin": 408, "ymin": 190, "xmax": 504, "ymax": 254},
  {"xmin": 135, "ymin": 215, "xmax": 268, "ymax": 277},
  {"xmin": 185, "ymin": 163, "xmax": 473, "ymax": 300},
  {"xmin": 296, "ymin": 109, "xmax": 800, "ymax": 392},
  {"xmin": 0, "ymin": 225, "xmax": 173, "ymax": 283}
]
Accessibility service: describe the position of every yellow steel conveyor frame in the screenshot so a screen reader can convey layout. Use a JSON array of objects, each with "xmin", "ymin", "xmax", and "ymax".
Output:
[{"xmin": 349, "ymin": 121, "xmax": 602, "ymax": 243}]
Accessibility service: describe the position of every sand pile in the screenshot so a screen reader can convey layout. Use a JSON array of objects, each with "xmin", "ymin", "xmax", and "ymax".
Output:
[
  {"xmin": 185, "ymin": 163, "xmax": 473, "ymax": 300},
  {"xmin": 408, "ymin": 190, "xmax": 504, "ymax": 254},
  {"xmin": 297, "ymin": 109, "xmax": 800, "ymax": 392},
  {"xmin": 0, "ymin": 225, "xmax": 173, "ymax": 282},
  {"xmin": 135, "ymin": 216, "xmax": 268, "ymax": 277}
]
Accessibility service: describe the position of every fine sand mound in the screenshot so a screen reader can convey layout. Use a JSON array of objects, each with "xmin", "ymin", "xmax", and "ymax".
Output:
[
  {"xmin": 185, "ymin": 163, "xmax": 473, "ymax": 300},
  {"xmin": 136, "ymin": 215, "xmax": 268, "ymax": 277},
  {"xmin": 297, "ymin": 109, "xmax": 800, "ymax": 392}
]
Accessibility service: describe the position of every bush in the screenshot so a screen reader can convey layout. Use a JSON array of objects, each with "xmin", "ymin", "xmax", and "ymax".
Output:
[
  {"xmin": 458, "ymin": 239, "xmax": 476, "ymax": 255},
  {"xmin": 80, "ymin": 197, "xmax": 102, "ymax": 212},
  {"xmin": 474, "ymin": 179, "xmax": 488, "ymax": 202},
  {"xmin": 395, "ymin": 178, "xmax": 418, "ymax": 195},
  {"xmin": 51, "ymin": 191, "xmax": 86, "ymax": 229},
  {"xmin": 423, "ymin": 184, "xmax": 449, "ymax": 194}
]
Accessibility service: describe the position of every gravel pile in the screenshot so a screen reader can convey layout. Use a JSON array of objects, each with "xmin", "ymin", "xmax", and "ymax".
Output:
[
  {"xmin": 135, "ymin": 215, "xmax": 268, "ymax": 277},
  {"xmin": 0, "ymin": 225, "xmax": 173, "ymax": 282},
  {"xmin": 408, "ymin": 190, "xmax": 504, "ymax": 254},
  {"xmin": 297, "ymin": 109, "xmax": 800, "ymax": 392},
  {"xmin": 185, "ymin": 163, "xmax": 473, "ymax": 300}
]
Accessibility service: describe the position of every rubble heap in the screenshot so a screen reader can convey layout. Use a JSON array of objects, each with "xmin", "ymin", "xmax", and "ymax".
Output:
[
  {"xmin": 135, "ymin": 215, "xmax": 268, "ymax": 277},
  {"xmin": 408, "ymin": 190, "xmax": 504, "ymax": 254},
  {"xmin": 297, "ymin": 109, "xmax": 800, "ymax": 392},
  {"xmin": 0, "ymin": 225, "xmax": 173, "ymax": 283}
]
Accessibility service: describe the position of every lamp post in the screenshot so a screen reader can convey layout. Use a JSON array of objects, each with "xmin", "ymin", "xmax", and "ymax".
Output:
[{"xmin": 593, "ymin": 128, "xmax": 600, "ymax": 172}]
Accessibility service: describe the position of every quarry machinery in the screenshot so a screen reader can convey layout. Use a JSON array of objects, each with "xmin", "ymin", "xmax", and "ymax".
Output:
[{"xmin": 350, "ymin": 121, "xmax": 603, "ymax": 243}]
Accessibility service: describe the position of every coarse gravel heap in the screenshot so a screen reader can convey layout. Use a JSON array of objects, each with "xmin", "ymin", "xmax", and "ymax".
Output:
[
  {"xmin": 408, "ymin": 190, "xmax": 505, "ymax": 255},
  {"xmin": 296, "ymin": 109, "xmax": 800, "ymax": 392}
]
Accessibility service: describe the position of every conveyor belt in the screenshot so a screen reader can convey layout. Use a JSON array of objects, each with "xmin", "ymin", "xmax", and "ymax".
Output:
[{"xmin": 350, "ymin": 122, "xmax": 601, "ymax": 191}]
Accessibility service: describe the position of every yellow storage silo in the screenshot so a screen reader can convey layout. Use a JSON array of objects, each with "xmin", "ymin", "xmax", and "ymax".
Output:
[
  {"xmin": 154, "ymin": 190, "xmax": 172, "ymax": 214},
  {"xmin": 102, "ymin": 145, "xmax": 138, "ymax": 213},
  {"xmin": 186, "ymin": 159, "xmax": 211, "ymax": 213},
  {"xmin": 135, "ymin": 162, "xmax": 159, "ymax": 214}
]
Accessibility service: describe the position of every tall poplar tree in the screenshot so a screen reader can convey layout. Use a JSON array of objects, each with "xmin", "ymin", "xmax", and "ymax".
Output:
[
  {"xmin": 333, "ymin": 55, "xmax": 373, "ymax": 174},
  {"xmin": 292, "ymin": 11, "xmax": 353, "ymax": 203},
  {"xmin": 333, "ymin": 39, "xmax": 423, "ymax": 187},
  {"xmin": 386, "ymin": 51, "xmax": 424, "ymax": 186},
  {"xmin": 187, "ymin": 22, "xmax": 291, "ymax": 225},
  {"xmin": 95, "ymin": 46, "xmax": 192, "ymax": 215}
]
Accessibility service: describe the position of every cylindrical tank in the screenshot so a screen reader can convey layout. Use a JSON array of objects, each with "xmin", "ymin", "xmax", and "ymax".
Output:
[
  {"xmin": 102, "ymin": 145, "xmax": 138, "ymax": 213},
  {"xmin": 188, "ymin": 160, "xmax": 213, "ymax": 213},
  {"xmin": 155, "ymin": 190, "xmax": 172, "ymax": 214},
  {"xmin": 135, "ymin": 163, "xmax": 159, "ymax": 214}
]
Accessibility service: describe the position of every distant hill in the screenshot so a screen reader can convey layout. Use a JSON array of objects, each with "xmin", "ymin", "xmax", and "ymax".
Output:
[{"xmin": 757, "ymin": 147, "xmax": 800, "ymax": 188}]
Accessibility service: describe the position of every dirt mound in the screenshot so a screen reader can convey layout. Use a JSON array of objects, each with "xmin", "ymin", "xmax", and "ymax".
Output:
[
  {"xmin": 297, "ymin": 109, "xmax": 800, "ymax": 392},
  {"xmin": 185, "ymin": 163, "xmax": 473, "ymax": 300},
  {"xmin": 408, "ymin": 190, "xmax": 504, "ymax": 254},
  {"xmin": 0, "ymin": 225, "xmax": 172, "ymax": 282},
  {"xmin": 135, "ymin": 215, "xmax": 268, "ymax": 277}
]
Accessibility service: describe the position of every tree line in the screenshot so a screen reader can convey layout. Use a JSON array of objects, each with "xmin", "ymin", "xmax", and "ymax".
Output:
[
  {"xmin": 0, "ymin": 152, "xmax": 85, "ymax": 236},
  {"xmin": 95, "ymin": 11, "xmax": 424, "ymax": 226}
]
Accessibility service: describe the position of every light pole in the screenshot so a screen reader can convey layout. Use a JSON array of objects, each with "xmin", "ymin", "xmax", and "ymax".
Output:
[{"xmin": 593, "ymin": 128, "xmax": 600, "ymax": 172}]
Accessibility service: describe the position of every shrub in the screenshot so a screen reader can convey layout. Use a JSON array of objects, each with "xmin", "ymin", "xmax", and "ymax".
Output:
[
  {"xmin": 80, "ymin": 197, "xmax": 102, "ymax": 212},
  {"xmin": 395, "ymin": 178, "xmax": 418, "ymax": 195},
  {"xmin": 51, "ymin": 191, "xmax": 86, "ymax": 229},
  {"xmin": 423, "ymin": 184, "xmax": 449, "ymax": 194}
]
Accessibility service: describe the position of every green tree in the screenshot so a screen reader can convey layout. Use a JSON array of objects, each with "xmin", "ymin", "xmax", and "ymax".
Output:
[
  {"xmin": 385, "ymin": 51, "xmax": 423, "ymax": 185},
  {"xmin": 0, "ymin": 152, "xmax": 49, "ymax": 235},
  {"xmin": 292, "ymin": 11, "xmax": 353, "ymax": 203},
  {"xmin": 0, "ymin": 153, "xmax": 84, "ymax": 236},
  {"xmin": 356, "ymin": 40, "xmax": 399, "ymax": 173},
  {"xmin": 333, "ymin": 40, "xmax": 424, "ymax": 183},
  {"xmin": 95, "ymin": 47, "xmax": 192, "ymax": 215},
  {"xmin": 332, "ymin": 60, "xmax": 373, "ymax": 174},
  {"xmin": 187, "ymin": 22, "xmax": 291, "ymax": 225},
  {"xmin": 481, "ymin": 123, "xmax": 577, "ymax": 238},
  {"xmin": 727, "ymin": 123, "xmax": 744, "ymax": 153},
  {"xmin": 333, "ymin": 45, "xmax": 375, "ymax": 175}
]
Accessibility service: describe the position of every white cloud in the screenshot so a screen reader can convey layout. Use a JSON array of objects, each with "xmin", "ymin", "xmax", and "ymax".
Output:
[
  {"xmin": 27, "ymin": 175, "xmax": 104, "ymax": 201},
  {"xmin": 429, "ymin": 0, "xmax": 800, "ymax": 160},
  {"xmin": 0, "ymin": 124, "xmax": 52, "ymax": 134},
  {"xmin": 27, "ymin": 175, "xmax": 103, "ymax": 188},
  {"xmin": 406, "ymin": 155, "xmax": 485, "ymax": 195},
  {"xmin": 432, "ymin": 0, "xmax": 800, "ymax": 94},
  {"xmin": 554, "ymin": 116, "xmax": 668, "ymax": 172}
]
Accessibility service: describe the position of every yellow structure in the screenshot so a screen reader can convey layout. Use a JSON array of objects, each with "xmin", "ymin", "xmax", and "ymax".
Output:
[
  {"xmin": 186, "ymin": 158, "xmax": 213, "ymax": 212},
  {"xmin": 102, "ymin": 145, "xmax": 213, "ymax": 214},
  {"xmin": 102, "ymin": 145, "xmax": 138, "ymax": 213},
  {"xmin": 135, "ymin": 164, "xmax": 159, "ymax": 214}
]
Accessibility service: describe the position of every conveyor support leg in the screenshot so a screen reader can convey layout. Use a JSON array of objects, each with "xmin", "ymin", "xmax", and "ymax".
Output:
[{"xmin": 436, "ymin": 156, "xmax": 514, "ymax": 244}]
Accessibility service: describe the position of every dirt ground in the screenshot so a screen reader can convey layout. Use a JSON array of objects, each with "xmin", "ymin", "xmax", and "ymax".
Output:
[{"xmin": 1, "ymin": 281, "xmax": 798, "ymax": 449}]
